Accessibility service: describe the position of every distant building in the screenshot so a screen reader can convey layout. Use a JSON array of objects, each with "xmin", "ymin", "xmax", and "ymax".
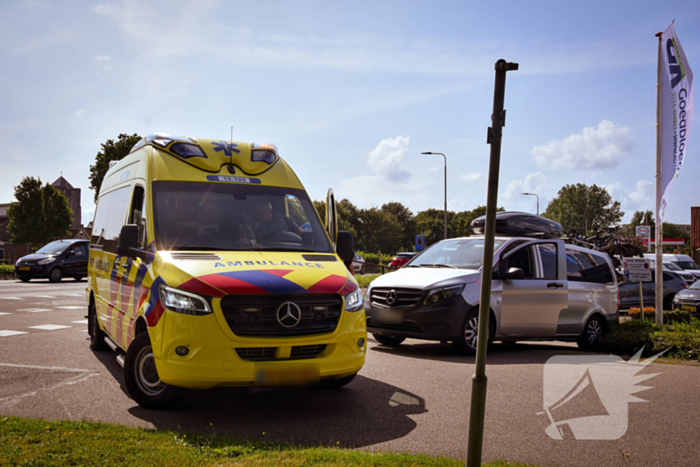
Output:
[
  {"xmin": 51, "ymin": 176, "xmax": 82, "ymax": 234},
  {"xmin": 0, "ymin": 176, "xmax": 84, "ymax": 263}
]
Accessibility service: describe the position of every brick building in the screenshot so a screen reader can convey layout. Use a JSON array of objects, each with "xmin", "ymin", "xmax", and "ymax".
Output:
[{"xmin": 0, "ymin": 176, "xmax": 84, "ymax": 263}]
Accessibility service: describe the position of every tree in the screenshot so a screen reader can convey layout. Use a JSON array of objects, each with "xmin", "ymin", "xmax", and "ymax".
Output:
[
  {"xmin": 7, "ymin": 177, "xmax": 73, "ymax": 246},
  {"xmin": 381, "ymin": 202, "xmax": 416, "ymax": 251},
  {"xmin": 542, "ymin": 183, "xmax": 623, "ymax": 232},
  {"xmin": 89, "ymin": 133, "xmax": 142, "ymax": 202},
  {"xmin": 358, "ymin": 208, "xmax": 403, "ymax": 253}
]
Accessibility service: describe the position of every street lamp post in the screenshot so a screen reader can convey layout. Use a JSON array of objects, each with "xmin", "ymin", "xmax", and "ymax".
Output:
[
  {"xmin": 422, "ymin": 152, "xmax": 447, "ymax": 239},
  {"xmin": 521, "ymin": 192, "xmax": 539, "ymax": 215},
  {"xmin": 575, "ymin": 214, "xmax": 588, "ymax": 235}
]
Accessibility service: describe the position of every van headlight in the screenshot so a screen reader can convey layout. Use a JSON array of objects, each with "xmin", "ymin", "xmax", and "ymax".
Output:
[
  {"xmin": 344, "ymin": 288, "xmax": 363, "ymax": 312},
  {"xmin": 423, "ymin": 285, "xmax": 465, "ymax": 306},
  {"xmin": 38, "ymin": 258, "xmax": 56, "ymax": 265},
  {"xmin": 673, "ymin": 294, "xmax": 681, "ymax": 305},
  {"xmin": 159, "ymin": 285, "xmax": 211, "ymax": 315}
]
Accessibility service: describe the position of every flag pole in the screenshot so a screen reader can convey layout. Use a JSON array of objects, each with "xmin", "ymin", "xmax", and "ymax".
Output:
[{"xmin": 655, "ymin": 31, "xmax": 664, "ymax": 325}]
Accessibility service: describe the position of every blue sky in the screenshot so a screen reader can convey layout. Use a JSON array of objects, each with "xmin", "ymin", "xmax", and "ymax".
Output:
[{"xmin": 1, "ymin": 0, "xmax": 698, "ymax": 227}]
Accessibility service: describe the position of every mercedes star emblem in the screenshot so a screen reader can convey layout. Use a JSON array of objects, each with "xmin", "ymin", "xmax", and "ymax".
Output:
[
  {"xmin": 386, "ymin": 290, "xmax": 397, "ymax": 305},
  {"xmin": 276, "ymin": 302, "xmax": 302, "ymax": 328}
]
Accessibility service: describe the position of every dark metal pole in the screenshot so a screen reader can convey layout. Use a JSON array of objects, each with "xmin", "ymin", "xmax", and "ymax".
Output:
[
  {"xmin": 466, "ymin": 59, "xmax": 518, "ymax": 467},
  {"xmin": 444, "ymin": 154, "xmax": 448, "ymax": 239}
]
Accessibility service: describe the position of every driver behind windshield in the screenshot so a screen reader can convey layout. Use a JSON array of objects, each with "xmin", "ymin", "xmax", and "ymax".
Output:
[{"xmin": 248, "ymin": 198, "xmax": 303, "ymax": 239}]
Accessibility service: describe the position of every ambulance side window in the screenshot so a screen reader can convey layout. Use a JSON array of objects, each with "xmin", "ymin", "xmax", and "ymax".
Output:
[
  {"xmin": 129, "ymin": 186, "xmax": 147, "ymax": 250},
  {"xmin": 91, "ymin": 186, "xmax": 131, "ymax": 254}
]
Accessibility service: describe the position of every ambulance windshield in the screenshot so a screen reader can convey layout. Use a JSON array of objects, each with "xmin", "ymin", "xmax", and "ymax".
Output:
[{"xmin": 152, "ymin": 181, "xmax": 334, "ymax": 253}]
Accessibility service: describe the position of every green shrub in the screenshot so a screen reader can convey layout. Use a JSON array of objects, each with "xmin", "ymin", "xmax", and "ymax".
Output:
[
  {"xmin": 355, "ymin": 274, "xmax": 380, "ymax": 289},
  {"xmin": 0, "ymin": 264, "xmax": 15, "ymax": 279},
  {"xmin": 601, "ymin": 316, "xmax": 700, "ymax": 360},
  {"xmin": 356, "ymin": 251, "xmax": 393, "ymax": 274}
]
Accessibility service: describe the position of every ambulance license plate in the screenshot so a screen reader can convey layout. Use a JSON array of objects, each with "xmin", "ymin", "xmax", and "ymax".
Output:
[
  {"xmin": 19, "ymin": 267, "xmax": 30, "ymax": 271},
  {"xmin": 255, "ymin": 364, "xmax": 319, "ymax": 386}
]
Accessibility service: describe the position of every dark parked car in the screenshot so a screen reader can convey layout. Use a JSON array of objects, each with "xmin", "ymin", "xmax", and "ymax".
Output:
[
  {"xmin": 15, "ymin": 239, "xmax": 89, "ymax": 282},
  {"xmin": 619, "ymin": 269, "xmax": 687, "ymax": 311},
  {"xmin": 672, "ymin": 279, "xmax": 700, "ymax": 317}
]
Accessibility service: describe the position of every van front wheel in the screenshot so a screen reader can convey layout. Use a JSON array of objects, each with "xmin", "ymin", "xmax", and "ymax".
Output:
[
  {"xmin": 124, "ymin": 332, "xmax": 187, "ymax": 410},
  {"xmin": 454, "ymin": 309, "xmax": 494, "ymax": 356}
]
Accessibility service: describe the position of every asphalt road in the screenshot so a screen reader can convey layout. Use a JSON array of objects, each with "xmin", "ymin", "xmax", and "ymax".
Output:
[{"xmin": 1, "ymin": 279, "xmax": 699, "ymax": 466}]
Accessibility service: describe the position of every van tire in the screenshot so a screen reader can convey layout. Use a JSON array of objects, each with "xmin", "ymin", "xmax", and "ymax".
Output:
[
  {"xmin": 577, "ymin": 315, "xmax": 605, "ymax": 351},
  {"xmin": 49, "ymin": 267, "xmax": 63, "ymax": 283},
  {"xmin": 19, "ymin": 276, "xmax": 30, "ymax": 283},
  {"xmin": 663, "ymin": 294, "xmax": 674, "ymax": 312},
  {"xmin": 73, "ymin": 276, "xmax": 83, "ymax": 281},
  {"xmin": 124, "ymin": 332, "xmax": 187, "ymax": 410},
  {"xmin": 454, "ymin": 309, "xmax": 495, "ymax": 356},
  {"xmin": 372, "ymin": 334, "xmax": 405, "ymax": 347},
  {"xmin": 89, "ymin": 302, "xmax": 109, "ymax": 351}
]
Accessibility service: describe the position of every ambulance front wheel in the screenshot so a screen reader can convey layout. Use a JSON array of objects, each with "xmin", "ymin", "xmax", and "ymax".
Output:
[{"xmin": 124, "ymin": 332, "xmax": 188, "ymax": 410}]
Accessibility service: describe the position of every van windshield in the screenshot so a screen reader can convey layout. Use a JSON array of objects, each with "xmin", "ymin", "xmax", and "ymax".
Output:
[
  {"xmin": 152, "ymin": 182, "xmax": 333, "ymax": 253},
  {"xmin": 405, "ymin": 238, "xmax": 504, "ymax": 269},
  {"xmin": 674, "ymin": 261, "xmax": 700, "ymax": 270}
]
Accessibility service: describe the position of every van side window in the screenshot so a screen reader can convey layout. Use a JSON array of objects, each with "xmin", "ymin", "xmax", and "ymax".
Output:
[
  {"xmin": 565, "ymin": 249, "xmax": 583, "ymax": 281},
  {"xmin": 73, "ymin": 244, "xmax": 88, "ymax": 256},
  {"xmin": 591, "ymin": 253, "xmax": 614, "ymax": 284},
  {"xmin": 537, "ymin": 244, "xmax": 558, "ymax": 280},
  {"xmin": 506, "ymin": 246, "xmax": 535, "ymax": 279},
  {"xmin": 129, "ymin": 186, "xmax": 147, "ymax": 250},
  {"xmin": 91, "ymin": 186, "xmax": 132, "ymax": 254}
]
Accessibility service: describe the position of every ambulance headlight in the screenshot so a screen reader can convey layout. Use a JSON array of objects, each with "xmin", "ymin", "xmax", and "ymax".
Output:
[
  {"xmin": 159, "ymin": 285, "xmax": 211, "ymax": 316},
  {"xmin": 344, "ymin": 288, "xmax": 363, "ymax": 312}
]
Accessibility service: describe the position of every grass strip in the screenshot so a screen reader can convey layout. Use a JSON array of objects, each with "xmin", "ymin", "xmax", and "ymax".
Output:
[{"xmin": 0, "ymin": 416, "xmax": 538, "ymax": 467}]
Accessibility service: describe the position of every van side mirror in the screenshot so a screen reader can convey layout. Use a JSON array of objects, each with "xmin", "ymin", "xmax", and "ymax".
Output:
[
  {"xmin": 504, "ymin": 267, "xmax": 525, "ymax": 280},
  {"xmin": 336, "ymin": 231, "xmax": 355, "ymax": 263},
  {"xmin": 117, "ymin": 225, "xmax": 140, "ymax": 258}
]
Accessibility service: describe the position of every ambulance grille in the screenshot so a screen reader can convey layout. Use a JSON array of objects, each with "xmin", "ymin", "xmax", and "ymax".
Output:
[
  {"xmin": 301, "ymin": 255, "xmax": 337, "ymax": 262},
  {"xmin": 290, "ymin": 344, "xmax": 327, "ymax": 359},
  {"xmin": 168, "ymin": 252, "xmax": 223, "ymax": 261},
  {"xmin": 235, "ymin": 347, "xmax": 277, "ymax": 361},
  {"xmin": 220, "ymin": 294, "xmax": 341, "ymax": 337}
]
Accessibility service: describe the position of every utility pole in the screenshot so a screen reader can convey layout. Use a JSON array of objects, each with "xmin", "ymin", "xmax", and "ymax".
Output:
[
  {"xmin": 466, "ymin": 59, "xmax": 518, "ymax": 467},
  {"xmin": 422, "ymin": 152, "xmax": 448, "ymax": 239}
]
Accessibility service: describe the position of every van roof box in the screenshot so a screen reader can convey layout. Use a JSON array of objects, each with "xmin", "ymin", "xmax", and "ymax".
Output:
[{"xmin": 471, "ymin": 212, "xmax": 562, "ymax": 239}]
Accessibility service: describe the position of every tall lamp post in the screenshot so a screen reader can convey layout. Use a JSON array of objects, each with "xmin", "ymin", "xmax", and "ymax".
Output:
[
  {"xmin": 422, "ymin": 151, "xmax": 447, "ymax": 239},
  {"xmin": 575, "ymin": 214, "xmax": 588, "ymax": 235},
  {"xmin": 521, "ymin": 192, "xmax": 539, "ymax": 215}
]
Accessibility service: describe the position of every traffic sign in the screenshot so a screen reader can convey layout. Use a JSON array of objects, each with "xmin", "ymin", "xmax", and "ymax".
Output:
[{"xmin": 622, "ymin": 258, "xmax": 652, "ymax": 282}]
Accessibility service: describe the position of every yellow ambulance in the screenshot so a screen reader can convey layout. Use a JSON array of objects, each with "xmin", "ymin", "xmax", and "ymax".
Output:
[{"xmin": 87, "ymin": 134, "xmax": 365, "ymax": 409}]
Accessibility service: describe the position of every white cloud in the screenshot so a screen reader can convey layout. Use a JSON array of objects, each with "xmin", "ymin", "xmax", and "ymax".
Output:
[
  {"xmin": 367, "ymin": 136, "xmax": 411, "ymax": 183},
  {"xmin": 629, "ymin": 180, "xmax": 653, "ymax": 204},
  {"xmin": 532, "ymin": 121, "xmax": 634, "ymax": 170},
  {"xmin": 74, "ymin": 109, "xmax": 85, "ymax": 117},
  {"xmin": 501, "ymin": 172, "xmax": 546, "ymax": 202},
  {"xmin": 459, "ymin": 172, "xmax": 482, "ymax": 183},
  {"xmin": 95, "ymin": 55, "xmax": 112, "ymax": 61}
]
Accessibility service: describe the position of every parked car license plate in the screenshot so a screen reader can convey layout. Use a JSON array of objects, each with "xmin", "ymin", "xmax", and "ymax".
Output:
[
  {"xmin": 255, "ymin": 364, "xmax": 319, "ymax": 386},
  {"xmin": 682, "ymin": 305, "xmax": 697, "ymax": 312},
  {"xmin": 19, "ymin": 267, "xmax": 30, "ymax": 271},
  {"xmin": 371, "ymin": 308, "xmax": 404, "ymax": 325}
]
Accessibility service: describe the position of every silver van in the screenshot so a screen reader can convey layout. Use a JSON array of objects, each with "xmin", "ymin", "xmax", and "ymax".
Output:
[{"xmin": 366, "ymin": 236, "xmax": 619, "ymax": 354}]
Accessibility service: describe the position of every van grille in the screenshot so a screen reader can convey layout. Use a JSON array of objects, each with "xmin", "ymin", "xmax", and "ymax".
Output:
[
  {"xmin": 302, "ymin": 254, "xmax": 337, "ymax": 262},
  {"xmin": 235, "ymin": 347, "xmax": 277, "ymax": 361},
  {"xmin": 220, "ymin": 294, "xmax": 341, "ymax": 337},
  {"xmin": 169, "ymin": 252, "xmax": 223, "ymax": 261},
  {"xmin": 290, "ymin": 344, "xmax": 327, "ymax": 359},
  {"xmin": 370, "ymin": 288, "xmax": 423, "ymax": 309},
  {"xmin": 366, "ymin": 316, "xmax": 424, "ymax": 334}
]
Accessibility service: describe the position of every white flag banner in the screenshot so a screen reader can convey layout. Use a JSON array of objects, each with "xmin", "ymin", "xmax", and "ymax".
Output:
[{"xmin": 658, "ymin": 22, "xmax": 693, "ymax": 222}]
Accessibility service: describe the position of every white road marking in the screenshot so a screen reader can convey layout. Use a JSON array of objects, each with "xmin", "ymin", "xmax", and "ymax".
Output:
[
  {"xmin": 17, "ymin": 308, "xmax": 51, "ymax": 313},
  {"xmin": 28, "ymin": 325, "xmax": 72, "ymax": 331},
  {"xmin": 57, "ymin": 306, "xmax": 84, "ymax": 310},
  {"xmin": 72, "ymin": 320, "xmax": 88, "ymax": 324},
  {"xmin": 0, "ymin": 362, "xmax": 94, "ymax": 372},
  {"xmin": 0, "ymin": 370, "xmax": 99, "ymax": 405},
  {"xmin": 0, "ymin": 313, "xmax": 11, "ymax": 316},
  {"xmin": 0, "ymin": 297, "xmax": 22, "ymax": 300},
  {"xmin": 33, "ymin": 295, "xmax": 56, "ymax": 298},
  {"xmin": 61, "ymin": 294, "xmax": 84, "ymax": 297},
  {"xmin": 0, "ymin": 330, "xmax": 28, "ymax": 337}
]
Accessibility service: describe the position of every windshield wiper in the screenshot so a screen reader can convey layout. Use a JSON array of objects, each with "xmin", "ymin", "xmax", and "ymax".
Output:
[
  {"xmin": 250, "ymin": 245, "xmax": 315, "ymax": 252},
  {"xmin": 422, "ymin": 263, "xmax": 458, "ymax": 269}
]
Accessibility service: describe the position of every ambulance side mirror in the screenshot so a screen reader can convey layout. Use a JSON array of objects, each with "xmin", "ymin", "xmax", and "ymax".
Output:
[
  {"xmin": 117, "ymin": 225, "xmax": 139, "ymax": 257},
  {"xmin": 336, "ymin": 230, "xmax": 355, "ymax": 263}
]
